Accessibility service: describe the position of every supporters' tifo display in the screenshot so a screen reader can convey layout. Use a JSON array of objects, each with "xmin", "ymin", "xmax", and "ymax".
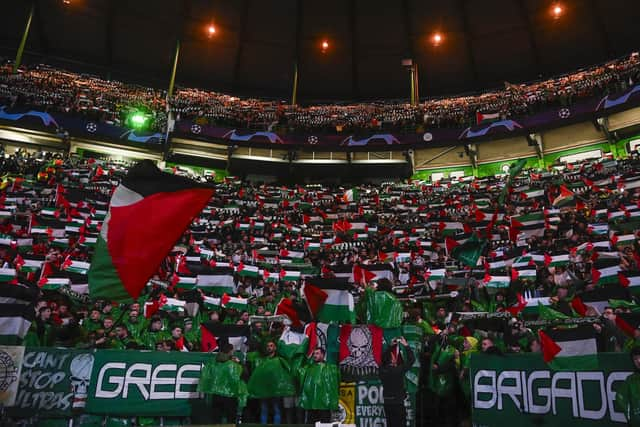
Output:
[
  {"xmin": 1, "ymin": 54, "xmax": 639, "ymax": 137},
  {"xmin": 0, "ymin": 153, "xmax": 640, "ymax": 426}
]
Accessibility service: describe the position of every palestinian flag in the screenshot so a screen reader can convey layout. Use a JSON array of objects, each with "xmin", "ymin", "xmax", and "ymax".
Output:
[
  {"xmin": 280, "ymin": 270, "xmax": 301, "ymax": 281},
  {"xmin": 0, "ymin": 268, "xmax": 17, "ymax": 283},
  {"xmin": 305, "ymin": 278, "xmax": 355, "ymax": 324},
  {"xmin": 172, "ymin": 275, "xmax": 197, "ymax": 289},
  {"xmin": 18, "ymin": 258, "xmax": 43, "ymax": 274},
  {"xmin": 160, "ymin": 297, "xmax": 186, "ymax": 313},
  {"xmin": 476, "ymin": 111, "xmax": 500, "ymax": 124},
  {"xmin": 353, "ymin": 264, "xmax": 377, "ymax": 285},
  {"xmin": 61, "ymin": 259, "xmax": 91, "ymax": 275},
  {"xmin": 236, "ymin": 263, "xmax": 259, "ymax": 278},
  {"xmin": 482, "ymin": 274, "xmax": 510, "ymax": 289},
  {"xmin": 522, "ymin": 297, "xmax": 551, "ymax": 316},
  {"xmin": 275, "ymin": 297, "xmax": 308, "ymax": 327},
  {"xmin": 38, "ymin": 277, "xmax": 70, "ymax": 290},
  {"xmin": 610, "ymin": 233, "xmax": 636, "ymax": 248},
  {"xmin": 619, "ymin": 271, "xmax": 640, "ymax": 295},
  {"xmin": 196, "ymin": 268, "xmax": 235, "ymax": 294},
  {"xmin": 329, "ymin": 265, "xmax": 354, "ymax": 281},
  {"xmin": 203, "ymin": 295, "xmax": 222, "ymax": 310},
  {"xmin": 520, "ymin": 189, "xmax": 545, "ymax": 200},
  {"xmin": 88, "ymin": 161, "xmax": 214, "ymax": 302},
  {"xmin": 544, "ymin": 253, "xmax": 570, "ymax": 268},
  {"xmin": 510, "ymin": 212, "xmax": 545, "ymax": 227},
  {"xmin": 0, "ymin": 283, "xmax": 38, "ymax": 344},
  {"xmin": 424, "ymin": 268, "xmax": 446, "ymax": 282},
  {"xmin": 538, "ymin": 325, "xmax": 598, "ymax": 370},
  {"xmin": 591, "ymin": 265, "xmax": 621, "ymax": 286},
  {"xmin": 552, "ymin": 185, "xmax": 575, "ymax": 208},
  {"xmin": 221, "ymin": 293, "xmax": 248, "ymax": 311},
  {"xmin": 200, "ymin": 322, "xmax": 250, "ymax": 353}
]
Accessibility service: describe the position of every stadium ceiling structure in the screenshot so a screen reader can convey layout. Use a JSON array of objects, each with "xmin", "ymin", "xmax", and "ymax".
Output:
[{"xmin": 1, "ymin": 0, "xmax": 639, "ymax": 102}]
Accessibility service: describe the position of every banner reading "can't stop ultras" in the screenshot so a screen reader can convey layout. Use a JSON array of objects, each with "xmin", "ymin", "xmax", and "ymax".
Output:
[{"xmin": 470, "ymin": 353, "xmax": 634, "ymax": 427}]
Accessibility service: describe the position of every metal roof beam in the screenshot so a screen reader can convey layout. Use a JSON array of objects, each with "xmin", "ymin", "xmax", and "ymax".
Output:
[
  {"xmin": 457, "ymin": 0, "xmax": 479, "ymax": 85},
  {"xmin": 401, "ymin": 0, "xmax": 414, "ymax": 59},
  {"xmin": 232, "ymin": 0, "xmax": 250, "ymax": 91},
  {"xmin": 516, "ymin": 0, "xmax": 541, "ymax": 75},
  {"xmin": 349, "ymin": 0, "xmax": 359, "ymax": 100},
  {"xmin": 33, "ymin": 0, "xmax": 49, "ymax": 59},
  {"xmin": 588, "ymin": 0, "xmax": 613, "ymax": 58},
  {"xmin": 105, "ymin": 0, "xmax": 116, "ymax": 72}
]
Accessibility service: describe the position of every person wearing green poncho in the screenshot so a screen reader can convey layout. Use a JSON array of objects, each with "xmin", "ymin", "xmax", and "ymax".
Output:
[
  {"xmin": 363, "ymin": 279, "xmax": 403, "ymax": 328},
  {"xmin": 198, "ymin": 343, "xmax": 248, "ymax": 424},
  {"xmin": 247, "ymin": 341, "xmax": 297, "ymax": 424},
  {"xmin": 457, "ymin": 336, "xmax": 478, "ymax": 408},
  {"xmin": 615, "ymin": 347, "xmax": 640, "ymax": 426},
  {"xmin": 300, "ymin": 348, "xmax": 339, "ymax": 424},
  {"xmin": 428, "ymin": 333, "xmax": 458, "ymax": 427}
]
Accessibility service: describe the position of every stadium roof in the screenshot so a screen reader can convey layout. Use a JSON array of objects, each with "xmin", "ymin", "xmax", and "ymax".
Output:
[{"xmin": 1, "ymin": 0, "xmax": 639, "ymax": 102}]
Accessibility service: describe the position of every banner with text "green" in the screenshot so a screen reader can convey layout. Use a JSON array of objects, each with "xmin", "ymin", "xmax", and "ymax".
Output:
[
  {"xmin": 471, "ymin": 353, "xmax": 634, "ymax": 426},
  {"xmin": 85, "ymin": 350, "xmax": 212, "ymax": 416}
]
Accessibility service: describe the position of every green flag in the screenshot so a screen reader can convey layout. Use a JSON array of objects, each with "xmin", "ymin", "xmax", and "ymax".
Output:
[
  {"xmin": 499, "ymin": 158, "xmax": 528, "ymax": 205},
  {"xmin": 364, "ymin": 287, "xmax": 403, "ymax": 328},
  {"xmin": 451, "ymin": 233, "xmax": 488, "ymax": 267},
  {"xmin": 537, "ymin": 302, "xmax": 570, "ymax": 321}
]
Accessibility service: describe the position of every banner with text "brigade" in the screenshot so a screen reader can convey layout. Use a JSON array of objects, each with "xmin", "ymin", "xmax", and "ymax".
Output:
[
  {"xmin": 85, "ymin": 349, "xmax": 212, "ymax": 416},
  {"xmin": 471, "ymin": 352, "xmax": 635, "ymax": 427}
]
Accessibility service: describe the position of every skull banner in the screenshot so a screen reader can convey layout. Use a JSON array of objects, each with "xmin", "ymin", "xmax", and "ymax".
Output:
[
  {"xmin": 9, "ymin": 347, "xmax": 93, "ymax": 417},
  {"xmin": 338, "ymin": 324, "xmax": 383, "ymax": 380}
]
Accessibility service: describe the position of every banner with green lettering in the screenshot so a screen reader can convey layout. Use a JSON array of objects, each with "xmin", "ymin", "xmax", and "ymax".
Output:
[
  {"xmin": 9, "ymin": 347, "xmax": 93, "ymax": 417},
  {"xmin": 338, "ymin": 380, "xmax": 416, "ymax": 427},
  {"xmin": 471, "ymin": 353, "xmax": 634, "ymax": 426},
  {"xmin": 85, "ymin": 349, "xmax": 213, "ymax": 416}
]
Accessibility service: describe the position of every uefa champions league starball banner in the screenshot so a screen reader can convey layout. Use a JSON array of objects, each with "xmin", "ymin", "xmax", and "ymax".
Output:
[{"xmin": 470, "ymin": 352, "xmax": 635, "ymax": 426}]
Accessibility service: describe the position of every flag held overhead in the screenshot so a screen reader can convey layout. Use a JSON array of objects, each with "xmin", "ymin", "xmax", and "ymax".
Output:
[{"xmin": 88, "ymin": 160, "xmax": 214, "ymax": 302}]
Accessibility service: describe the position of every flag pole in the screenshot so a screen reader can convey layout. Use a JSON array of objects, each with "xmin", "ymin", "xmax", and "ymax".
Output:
[
  {"xmin": 13, "ymin": 1, "xmax": 35, "ymax": 73},
  {"xmin": 291, "ymin": 59, "xmax": 299, "ymax": 106},
  {"xmin": 167, "ymin": 39, "xmax": 181, "ymax": 100}
]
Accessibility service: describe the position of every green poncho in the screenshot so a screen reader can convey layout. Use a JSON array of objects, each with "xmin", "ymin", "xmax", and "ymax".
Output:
[
  {"xmin": 364, "ymin": 287, "xmax": 403, "ymax": 329},
  {"xmin": 615, "ymin": 372, "xmax": 640, "ymax": 426},
  {"xmin": 198, "ymin": 359, "xmax": 248, "ymax": 408},
  {"xmin": 299, "ymin": 362, "xmax": 340, "ymax": 410},
  {"xmin": 428, "ymin": 344, "xmax": 456, "ymax": 397},
  {"xmin": 247, "ymin": 356, "xmax": 297, "ymax": 398}
]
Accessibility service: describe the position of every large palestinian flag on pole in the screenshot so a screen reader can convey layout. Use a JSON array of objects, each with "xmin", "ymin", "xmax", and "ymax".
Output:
[{"xmin": 88, "ymin": 160, "xmax": 214, "ymax": 302}]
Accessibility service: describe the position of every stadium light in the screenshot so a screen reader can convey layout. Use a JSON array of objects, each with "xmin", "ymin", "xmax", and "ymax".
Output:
[
  {"xmin": 207, "ymin": 24, "xmax": 216, "ymax": 38},
  {"xmin": 431, "ymin": 33, "xmax": 443, "ymax": 46},
  {"xmin": 321, "ymin": 40, "xmax": 329, "ymax": 53},
  {"xmin": 63, "ymin": 0, "xmax": 71, "ymax": 4},
  {"xmin": 552, "ymin": 3, "xmax": 563, "ymax": 19},
  {"xmin": 127, "ymin": 111, "xmax": 150, "ymax": 130}
]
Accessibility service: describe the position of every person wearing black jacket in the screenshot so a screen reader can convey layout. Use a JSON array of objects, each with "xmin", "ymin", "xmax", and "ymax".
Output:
[{"xmin": 379, "ymin": 336, "xmax": 415, "ymax": 427}]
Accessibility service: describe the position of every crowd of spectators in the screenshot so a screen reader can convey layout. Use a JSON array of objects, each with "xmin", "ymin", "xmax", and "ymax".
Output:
[
  {"xmin": 1, "ymin": 54, "xmax": 639, "ymax": 135},
  {"xmin": 0, "ymin": 150, "xmax": 639, "ymax": 425}
]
